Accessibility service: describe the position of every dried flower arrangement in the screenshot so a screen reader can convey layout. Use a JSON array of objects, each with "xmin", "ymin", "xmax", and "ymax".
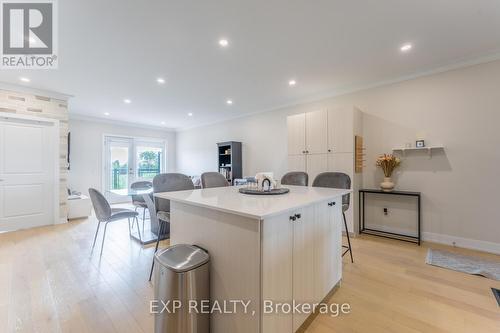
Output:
[{"xmin": 376, "ymin": 154, "xmax": 401, "ymax": 177}]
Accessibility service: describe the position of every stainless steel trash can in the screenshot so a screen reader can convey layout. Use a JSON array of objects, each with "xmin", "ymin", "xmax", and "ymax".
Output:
[{"xmin": 153, "ymin": 244, "xmax": 210, "ymax": 333}]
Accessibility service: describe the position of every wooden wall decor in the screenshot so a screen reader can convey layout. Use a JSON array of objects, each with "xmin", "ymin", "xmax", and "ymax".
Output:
[{"xmin": 355, "ymin": 135, "xmax": 365, "ymax": 173}]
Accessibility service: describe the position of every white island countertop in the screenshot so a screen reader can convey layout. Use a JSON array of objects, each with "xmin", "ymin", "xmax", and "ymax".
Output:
[{"xmin": 155, "ymin": 185, "xmax": 351, "ymax": 219}]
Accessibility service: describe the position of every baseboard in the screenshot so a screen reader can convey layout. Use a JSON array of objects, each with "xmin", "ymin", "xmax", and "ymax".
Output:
[
  {"xmin": 362, "ymin": 223, "xmax": 500, "ymax": 255},
  {"xmin": 422, "ymin": 231, "xmax": 500, "ymax": 255},
  {"xmin": 57, "ymin": 217, "xmax": 68, "ymax": 224}
]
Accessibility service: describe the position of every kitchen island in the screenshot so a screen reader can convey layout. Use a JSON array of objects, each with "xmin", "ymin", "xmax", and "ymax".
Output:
[{"xmin": 155, "ymin": 185, "xmax": 351, "ymax": 333}]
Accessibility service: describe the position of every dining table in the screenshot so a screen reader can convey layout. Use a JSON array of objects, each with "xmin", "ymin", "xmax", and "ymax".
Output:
[{"xmin": 108, "ymin": 188, "xmax": 168, "ymax": 245}]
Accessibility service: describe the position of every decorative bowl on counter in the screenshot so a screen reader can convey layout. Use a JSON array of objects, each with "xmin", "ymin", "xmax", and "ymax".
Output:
[{"xmin": 238, "ymin": 188, "xmax": 290, "ymax": 195}]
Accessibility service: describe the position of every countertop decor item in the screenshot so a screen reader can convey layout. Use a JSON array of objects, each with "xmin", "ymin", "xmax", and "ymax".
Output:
[
  {"xmin": 238, "ymin": 187, "xmax": 290, "ymax": 195},
  {"xmin": 376, "ymin": 153, "xmax": 401, "ymax": 191}
]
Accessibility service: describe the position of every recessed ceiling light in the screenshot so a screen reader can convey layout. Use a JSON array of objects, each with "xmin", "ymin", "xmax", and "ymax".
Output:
[
  {"xmin": 161, "ymin": 121, "xmax": 166, "ymax": 125},
  {"xmin": 226, "ymin": 99, "xmax": 233, "ymax": 105},
  {"xmin": 19, "ymin": 77, "xmax": 30, "ymax": 83},
  {"xmin": 104, "ymin": 112, "xmax": 110, "ymax": 116},
  {"xmin": 123, "ymin": 99, "xmax": 131, "ymax": 104},
  {"xmin": 157, "ymin": 78, "xmax": 165, "ymax": 84},
  {"xmin": 188, "ymin": 112, "xmax": 193, "ymax": 117},
  {"xmin": 288, "ymin": 79, "xmax": 297, "ymax": 86},
  {"xmin": 400, "ymin": 43, "xmax": 413, "ymax": 52},
  {"xmin": 219, "ymin": 39, "xmax": 229, "ymax": 47}
]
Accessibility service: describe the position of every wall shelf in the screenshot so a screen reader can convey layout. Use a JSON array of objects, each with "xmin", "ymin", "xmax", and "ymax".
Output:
[{"xmin": 392, "ymin": 146, "xmax": 444, "ymax": 158}]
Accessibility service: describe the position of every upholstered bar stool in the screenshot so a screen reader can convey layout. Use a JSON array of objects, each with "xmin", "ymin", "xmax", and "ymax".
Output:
[
  {"xmin": 312, "ymin": 172, "xmax": 354, "ymax": 263},
  {"xmin": 280, "ymin": 171, "xmax": 309, "ymax": 186},
  {"xmin": 150, "ymin": 173, "xmax": 195, "ymax": 280}
]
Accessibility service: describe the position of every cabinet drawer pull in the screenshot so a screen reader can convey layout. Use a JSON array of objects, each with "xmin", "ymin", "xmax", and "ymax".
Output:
[
  {"xmin": 328, "ymin": 202, "xmax": 336, "ymax": 206},
  {"xmin": 294, "ymin": 213, "xmax": 301, "ymax": 219},
  {"xmin": 289, "ymin": 215, "xmax": 296, "ymax": 221}
]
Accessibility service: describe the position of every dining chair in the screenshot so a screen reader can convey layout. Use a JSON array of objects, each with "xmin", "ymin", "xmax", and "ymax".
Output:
[
  {"xmin": 88, "ymin": 188, "xmax": 140, "ymax": 256},
  {"xmin": 150, "ymin": 173, "xmax": 194, "ymax": 280},
  {"xmin": 201, "ymin": 172, "xmax": 229, "ymax": 188},
  {"xmin": 144, "ymin": 194, "xmax": 170, "ymax": 281},
  {"xmin": 130, "ymin": 180, "xmax": 153, "ymax": 232},
  {"xmin": 312, "ymin": 172, "xmax": 354, "ymax": 263},
  {"xmin": 281, "ymin": 171, "xmax": 309, "ymax": 186}
]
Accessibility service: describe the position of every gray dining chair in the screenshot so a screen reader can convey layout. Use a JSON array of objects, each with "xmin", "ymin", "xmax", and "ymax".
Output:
[
  {"xmin": 150, "ymin": 173, "xmax": 194, "ymax": 280},
  {"xmin": 130, "ymin": 180, "xmax": 153, "ymax": 232},
  {"xmin": 312, "ymin": 172, "xmax": 354, "ymax": 263},
  {"xmin": 201, "ymin": 172, "xmax": 229, "ymax": 188},
  {"xmin": 281, "ymin": 171, "xmax": 308, "ymax": 186},
  {"xmin": 88, "ymin": 188, "xmax": 140, "ymax": 256},
  {"xmin": 144, "ymin": 194, "xmax": 170, "ymax": 281}
]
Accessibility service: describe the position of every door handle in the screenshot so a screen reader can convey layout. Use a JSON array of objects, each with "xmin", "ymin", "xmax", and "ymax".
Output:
[
  {"xmin": 328, "ymin": 202, "xmax": 336, "ymax": 206},
  {"xmin": 294, "ymin": 213, "xmax": 301, "ymax": 219},
  {"xmin": 289, "ymin": 215, "xmax": 297, "ymax": 221}
]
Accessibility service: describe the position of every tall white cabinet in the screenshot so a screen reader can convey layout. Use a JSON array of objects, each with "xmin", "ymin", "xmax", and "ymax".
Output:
[{"xmin": 287, "ymin": 106, "xmax": 364, "ymax": 233}]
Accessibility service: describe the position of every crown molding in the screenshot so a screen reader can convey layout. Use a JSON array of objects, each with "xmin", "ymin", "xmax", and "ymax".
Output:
[
  {"xmin": 177, "ymin": 51, "xmax": 500, "ymax": 132},
  {"xmin": 0, "ymin": 81, "xmax": 73, "ymax": 100},
  {"xmin": 69, "ymin": 113, "xmax": 176, "ymax": 132}
]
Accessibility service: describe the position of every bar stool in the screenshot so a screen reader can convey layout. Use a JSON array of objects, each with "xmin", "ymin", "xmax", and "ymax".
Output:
[
  {"xmin": 280, "ymin": 171, "xmax": 309, "ymax": 186},
  {"xmin": 149, "ymin": 173, "xmax": 195, "ymax": 281},
  {"xmin": 312, "ymin": 172, "xmax": 354, "ymax": 263}
]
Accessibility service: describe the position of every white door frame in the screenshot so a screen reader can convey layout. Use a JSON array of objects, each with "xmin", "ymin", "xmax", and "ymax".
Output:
[
  {"xmin": 0, "ymin": 113, "xmax": 60, "ymax": 226},
  {"xmin": 101, "ymin": 133, "xmax": 167, "ymax": 202}
]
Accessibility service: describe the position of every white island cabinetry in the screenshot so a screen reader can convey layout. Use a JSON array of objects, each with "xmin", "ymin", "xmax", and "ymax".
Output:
[{"xmin": 155, "ymin": 186, "xmax": 349, "ymax": 333}]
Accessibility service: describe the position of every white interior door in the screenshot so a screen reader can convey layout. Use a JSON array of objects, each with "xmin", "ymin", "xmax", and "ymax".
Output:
[
  {"xmin": 0, "ymin": 117, "xmax": 57, "ymax": 232},
  {"xmin": 104, "ymin": 136, "xmax": 165, "ymax": 203}
]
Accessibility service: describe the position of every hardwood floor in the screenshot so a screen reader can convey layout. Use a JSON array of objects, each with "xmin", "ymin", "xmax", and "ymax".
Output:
[{"xmin": 0, "ymin": 213, "xmax": 499, "ymax": 333}]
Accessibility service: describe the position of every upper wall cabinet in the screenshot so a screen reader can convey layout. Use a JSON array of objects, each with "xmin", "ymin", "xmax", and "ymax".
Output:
[
  {"xmin": 328, "ymin": 108, "xmax": 354, "ymax": 153},
  {"xmin": 306, "ymin": 110, "xmax": 328, "ymax": 154},
  {"xmin": 287, "ymin": 113, "xmax": 306, "ymax": 155},
  {"xmin": 287, "ymin": 110, "xmax": 328, "ymax": 155}
]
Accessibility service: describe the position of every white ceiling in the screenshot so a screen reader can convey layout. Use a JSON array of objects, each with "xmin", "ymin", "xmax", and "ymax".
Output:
[{"xmin": 2, "ymin": 0, "xmax": 500, "ymax": 130}]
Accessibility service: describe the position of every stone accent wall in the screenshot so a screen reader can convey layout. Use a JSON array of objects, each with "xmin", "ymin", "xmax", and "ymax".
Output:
[{"xmin": 0, "ymin": 89, "xmax": 69, "ymax": 222}]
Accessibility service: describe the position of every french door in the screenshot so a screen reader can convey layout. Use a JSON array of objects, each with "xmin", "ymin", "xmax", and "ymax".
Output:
[{"xmin": 104, "ymin": 136, "xmax": 166, "ymax": 203}]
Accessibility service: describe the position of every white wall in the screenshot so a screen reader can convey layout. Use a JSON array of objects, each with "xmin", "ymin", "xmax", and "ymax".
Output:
[
  {"xmin": 68, "ymin": 118, "xmax": 176, "ymax": 194},
  {"xmin": 176, "ymin": 59, "xmax": 500, "ymax": 252}
]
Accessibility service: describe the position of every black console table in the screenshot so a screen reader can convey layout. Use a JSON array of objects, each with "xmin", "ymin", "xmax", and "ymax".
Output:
[{"xmin": 359, "ymin": 189, "xmax": 421, "ymax": 245}]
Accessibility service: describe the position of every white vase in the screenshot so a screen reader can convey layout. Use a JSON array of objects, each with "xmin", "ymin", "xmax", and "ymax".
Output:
[{"xmin": 380, "ymin": 177, "xmax": 395, "ymax": 192}]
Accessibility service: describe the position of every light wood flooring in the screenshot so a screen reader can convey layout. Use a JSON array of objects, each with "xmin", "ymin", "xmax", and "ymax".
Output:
[{"xmin": 0, "ymin": 212, "xmax": 499, "ymax": 333}]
